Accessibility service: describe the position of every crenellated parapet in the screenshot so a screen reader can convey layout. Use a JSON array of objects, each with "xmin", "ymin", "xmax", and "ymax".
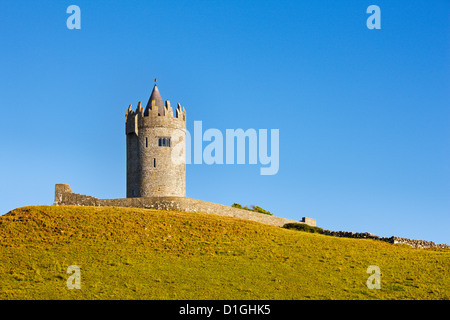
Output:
[
  {"xmin": 126, "ymin": 99, "xmax": 186, "ymax": 136},
  {"xmin": 140, "ymin": 99, "xmax": 186, "ymax": 130}
]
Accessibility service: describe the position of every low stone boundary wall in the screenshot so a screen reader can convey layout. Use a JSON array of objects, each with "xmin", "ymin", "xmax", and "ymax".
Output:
[
  {"xmin": 321, "ymin": 229, "xmax": 449, "ymax": 249},
  {"xmin": 385, "ymin": 236, "xmax": 449, "ymax": 249},
  {"xmin": 322, "ymin": 230, "xmax": 380, "ymax": 240},
  {"xmin": 54, "ymin": 184, "xmax": 316, "ymax": 228}
]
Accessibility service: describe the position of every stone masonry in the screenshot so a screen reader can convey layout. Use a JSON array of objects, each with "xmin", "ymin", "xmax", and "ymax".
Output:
[
  {"xmin": 54, "ymin": 184, "xmax": 316, "ymax": 228},
  {"xmin": 126, "ymin": 84, "xmax": 186, "ymax": 198},
  {"xmin": 321, "ymin": 229, "xmax": 449, "ymax": 249}
]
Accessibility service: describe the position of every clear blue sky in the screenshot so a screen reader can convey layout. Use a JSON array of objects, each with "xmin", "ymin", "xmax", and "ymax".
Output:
[{"xmin": 0, "ymin": 0, "xmax": 449, "ymax": 243}]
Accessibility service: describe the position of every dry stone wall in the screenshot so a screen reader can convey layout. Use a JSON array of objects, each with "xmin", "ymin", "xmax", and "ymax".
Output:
[
  {"xmin": 385, "ymin": 236, "xmax": 449, "ymax": 249},
  {"xmin": 54, "ymin": 184, "xmax": 316, "ymax": 228},
  {"xmin": 321, "ymin": 229, "xmax": 449, "ymax": 249}
]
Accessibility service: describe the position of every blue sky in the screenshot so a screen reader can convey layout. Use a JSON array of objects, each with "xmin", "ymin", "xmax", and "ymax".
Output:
[{"xmin": 0, "ymin": 0, "xmax": 449, "ymax": 243}]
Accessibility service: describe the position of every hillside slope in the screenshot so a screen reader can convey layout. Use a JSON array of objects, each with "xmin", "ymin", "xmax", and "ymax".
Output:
[{"xmin": 0, "ymin": 205, "xmax": 448, "ymax": 299}]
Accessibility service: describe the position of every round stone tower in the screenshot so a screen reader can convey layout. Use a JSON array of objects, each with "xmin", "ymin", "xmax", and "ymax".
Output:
[{"xmin": 125, "ymin": 84, "xmax": 186, "ymax": 198}]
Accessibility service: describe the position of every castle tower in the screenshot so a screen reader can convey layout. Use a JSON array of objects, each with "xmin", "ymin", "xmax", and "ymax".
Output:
[{"xmin": 125, "ymin": 84, "xmax": 186, "ymax": 198}]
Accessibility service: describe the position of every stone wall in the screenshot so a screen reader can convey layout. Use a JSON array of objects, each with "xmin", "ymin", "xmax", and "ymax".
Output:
[
  {"xmin": 385, "ymin": 236, "xmax": 449, "ymax": 249},
  {"xmin": 54, "ymin": 184, "xmax": 316, "ymax": 228},
  {"xmin": 321, "ymin": 229, "xmax": 449, "ymax": 249}
]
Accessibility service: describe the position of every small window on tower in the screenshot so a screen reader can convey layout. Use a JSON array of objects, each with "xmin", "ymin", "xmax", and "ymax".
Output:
[
  {"xmin": 146, "ymin": 137, "xmax": 148, "ymax": 148},
  {"xmin": 158, "ymin": 137, "xmax": 171, "ymax": 147},
  {"xmin": 153, "ymin": 158, "xmax": 156, "ymax": 167}
]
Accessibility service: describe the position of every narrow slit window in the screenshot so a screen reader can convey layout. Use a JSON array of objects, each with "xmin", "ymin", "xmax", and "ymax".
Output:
[
  {"xmin": 146, "ymin": 137, "xmax": 148, "ymax": 148},
  {"xmin": 153, "ymin": 158, "xmax": 156, "ymax": 167}
]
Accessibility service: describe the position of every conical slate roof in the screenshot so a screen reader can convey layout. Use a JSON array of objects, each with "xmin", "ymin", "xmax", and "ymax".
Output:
[{"xmin": 144, "ymin": 84, "xmax": 165, "ymax": 116}]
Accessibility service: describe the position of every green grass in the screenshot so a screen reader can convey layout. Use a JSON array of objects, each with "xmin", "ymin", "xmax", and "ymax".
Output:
[
  {"xmin": 0, "ymin": 205, "xmax": 448, "ymax": 300},
  {"xmin": 283, "ymin": 222, "xmax": 324, "ymax": 234}
]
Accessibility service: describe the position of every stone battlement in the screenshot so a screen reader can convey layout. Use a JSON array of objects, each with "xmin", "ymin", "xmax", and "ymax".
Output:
[
  {"xmin": 54, "ymin": 184, "xmax": 316, "ymax": 228},
  {"xmin": 125, "ymin": 100, "xmax": 186, "ymax": 134}
]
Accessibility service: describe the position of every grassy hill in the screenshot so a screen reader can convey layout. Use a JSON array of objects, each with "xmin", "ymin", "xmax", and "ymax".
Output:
[{"xmin": 0, "ymin": 205, "xmax": 448, "ymax": 300}]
